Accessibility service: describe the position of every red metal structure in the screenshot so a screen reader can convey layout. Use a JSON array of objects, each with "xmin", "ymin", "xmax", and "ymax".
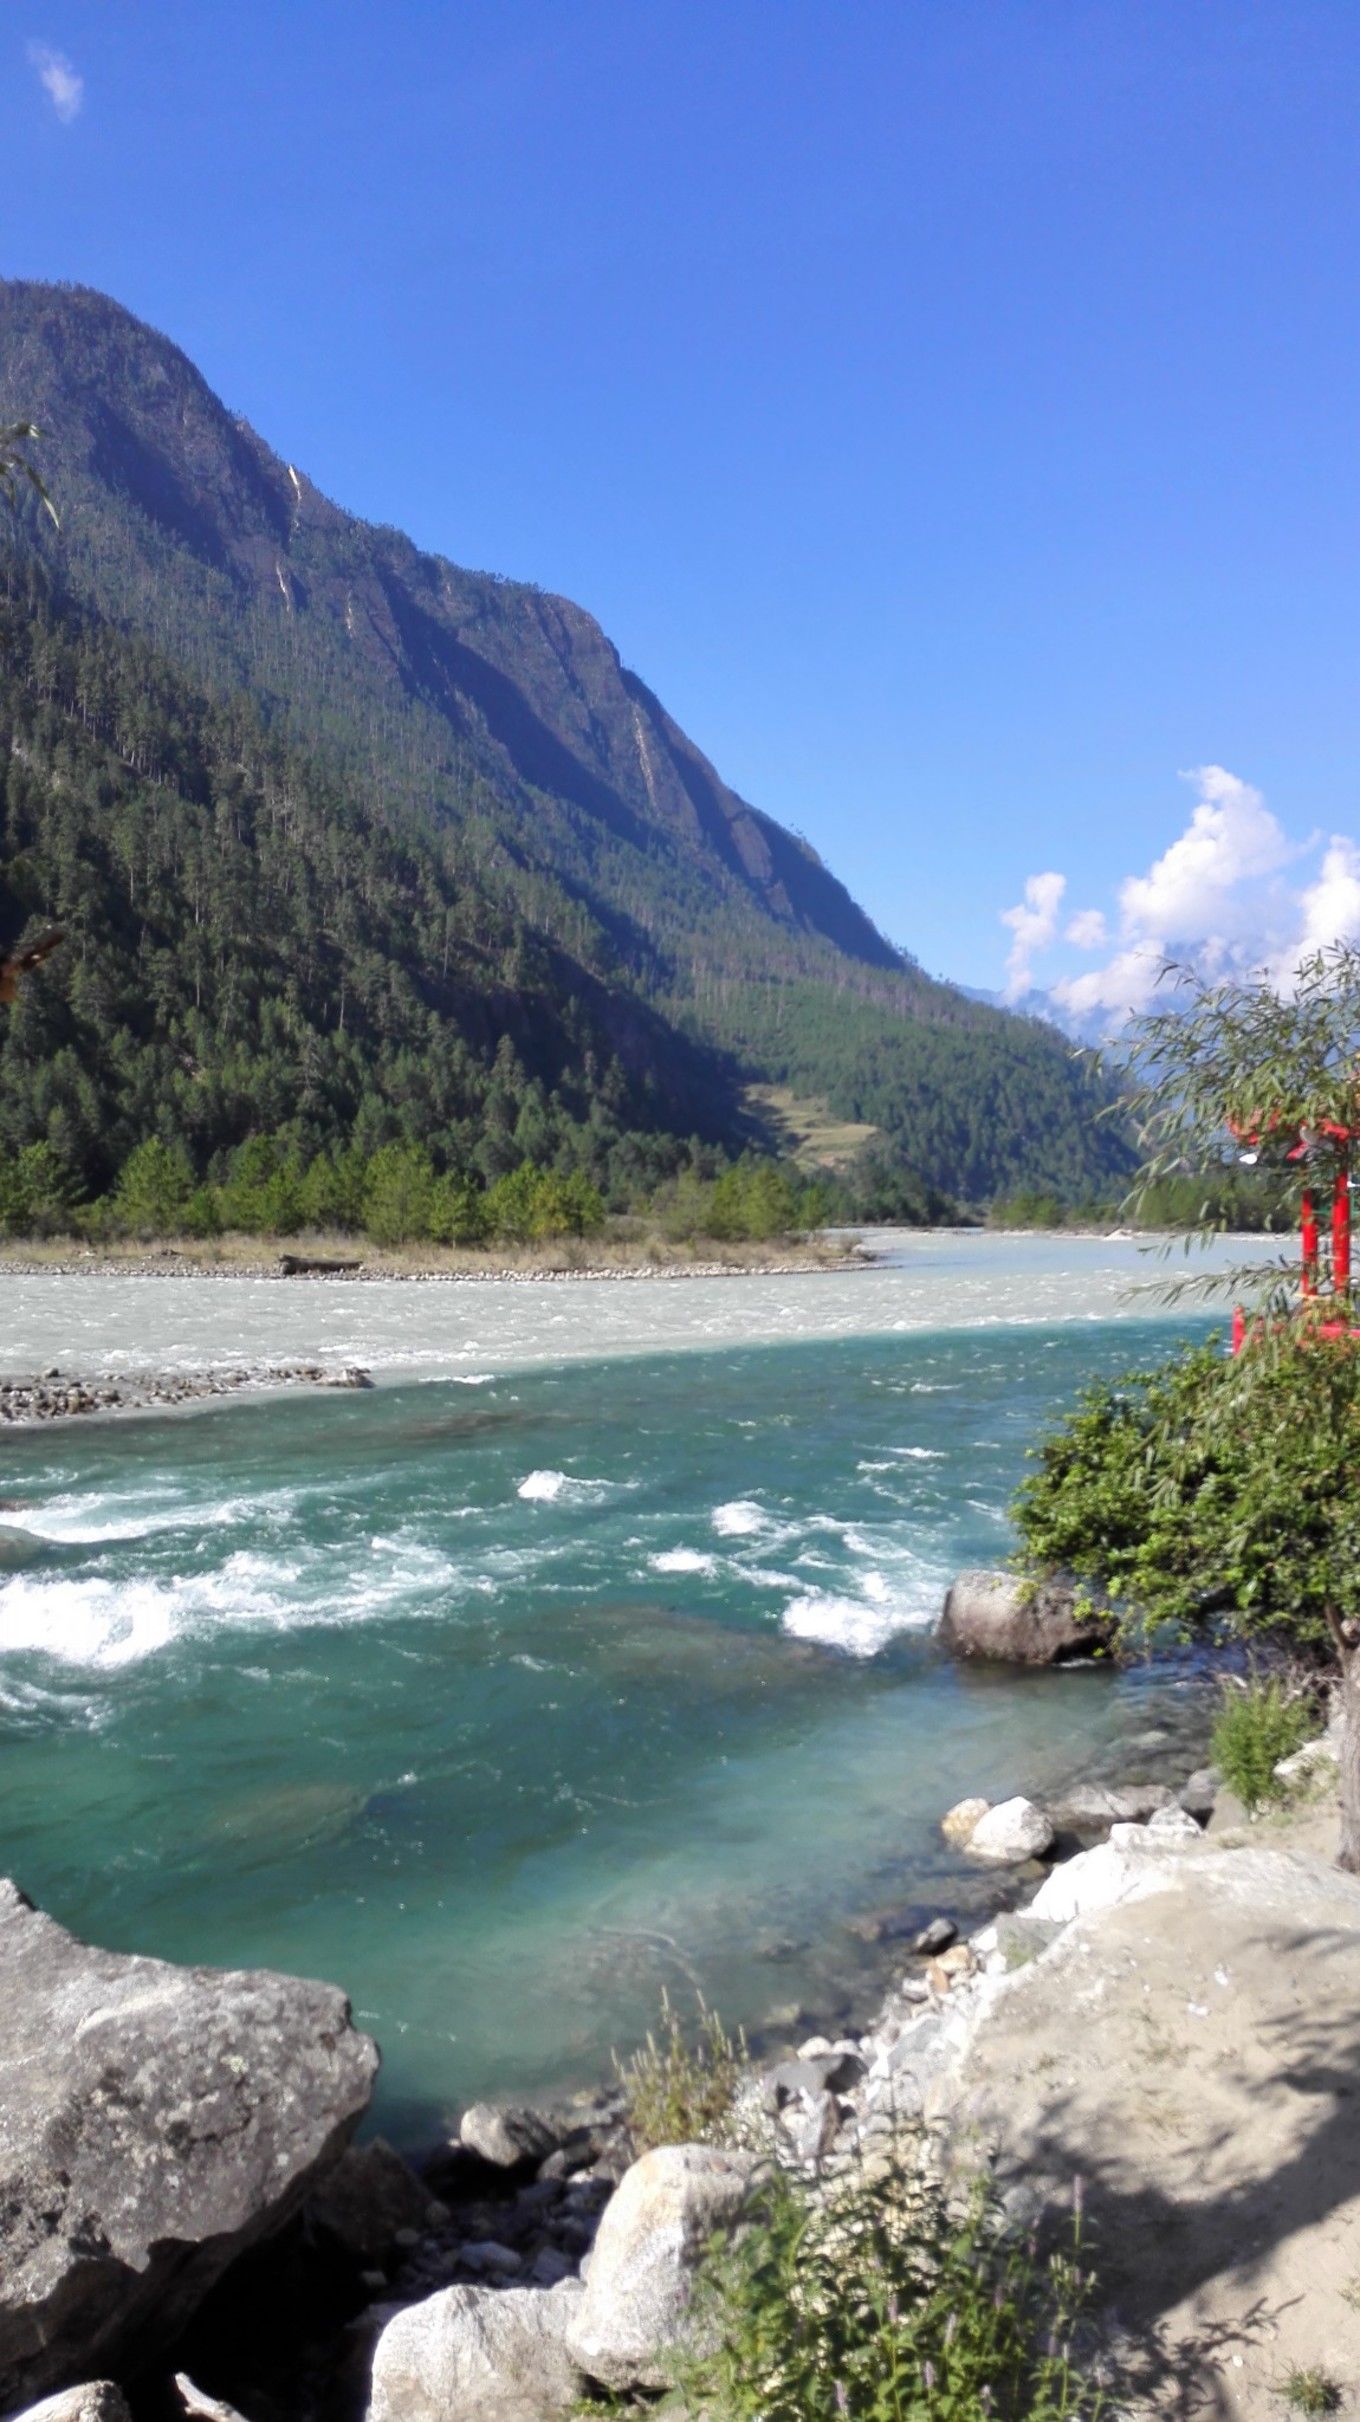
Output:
[{"xmin": 1229, "ymin": 1114, "xmax": 1356, "ymax": 1352}]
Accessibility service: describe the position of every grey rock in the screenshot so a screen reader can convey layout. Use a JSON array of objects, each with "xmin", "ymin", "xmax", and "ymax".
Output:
[
  {"xmin": 760, "ymin": 2049, "xmax": 864, "ymax": 2109},
  {"xmin": 939, "ymin": 1569, "xmax": 1107, "ymax": 1665},
  {"xmin": 368, "ymin": 2279, "xmax": 585, "ymax": 2422},
  {"xmin": 0, "ymin": 1879, "xmax": 376, "ymax": 2411},
  {"xmin": 1051, "ymin": 1782, "xmax": 1173, "ymax": 1830},
  {"xmin": 784, "ymin": 2091, "xmax": 843, "ymax": 2164},
  {"xmin": 459, "ymin": 2240, "xmax": 525, "ymax": 2276},
  {"xmin": 11, "ymin": 2391, "xmax": 132, "ymax": 2422},
  {"xmin": 530, "ymin": 2248, "xmax": 576, "ymax": 2288},
  {"xmin": 309, "ymin": 2136, "xmax": 433, "ymax": 2260},
  {"xmin": 461, "ymin": 2104, "xmax": 562, "ymax": 2168},
  {"xmin": 913, "ymin": 1916, "xmax": 958, "ymax": 1955},
  {"xmin": 565, "ymin": 2144, "xmax": 759, "ymax": 2392},
  {"xmin": 1177, "ymin": 1769, "xmax": 1219, "ymax": 1822}
]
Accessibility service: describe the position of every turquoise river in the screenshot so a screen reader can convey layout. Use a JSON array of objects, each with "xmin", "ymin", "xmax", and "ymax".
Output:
[{"xmin": 0, "ymin": 1233, "xmax": 1259, "ymax": 2141}]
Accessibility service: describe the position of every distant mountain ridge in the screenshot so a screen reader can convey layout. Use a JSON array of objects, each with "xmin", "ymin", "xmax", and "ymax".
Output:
[{"xmin": 0, "ymin": 277, "xmax": 1133, "ymax": 1204}]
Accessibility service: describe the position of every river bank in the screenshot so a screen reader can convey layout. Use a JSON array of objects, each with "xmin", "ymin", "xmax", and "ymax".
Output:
[
  {"xmin": 6, "ymin": 1723, "xmax": 1351, "ymax": 2422},
  {"xmin": 0, "ymin": 1229, "xmax": 863, "ymax": 1284}
]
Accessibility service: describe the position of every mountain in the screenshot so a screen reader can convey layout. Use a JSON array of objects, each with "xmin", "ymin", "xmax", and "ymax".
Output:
[{"xmin": 0, "ymin": 277, "xmax": 1133, "ymax": 1206}]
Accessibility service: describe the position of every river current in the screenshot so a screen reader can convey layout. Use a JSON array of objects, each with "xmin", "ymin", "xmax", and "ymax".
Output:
[{"xmin": 0, "ymin": 1233, "xmax": 1258, "ymax": 2138}]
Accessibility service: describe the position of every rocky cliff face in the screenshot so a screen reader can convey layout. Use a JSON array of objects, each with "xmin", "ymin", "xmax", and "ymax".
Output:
[{"xmin": 0, "ymin": 279, "xmax": 897, "ymax": 976}]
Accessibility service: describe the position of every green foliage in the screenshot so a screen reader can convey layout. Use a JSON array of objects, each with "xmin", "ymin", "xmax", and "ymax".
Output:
[
  {"xmin": 0, "ymin": 1138, "xmax": 80, "ymax": 1235},
  {"xmin": 362, "ymin": 1143, "xmax": 436, "ymax": 1246},
  {"xmin": 1280, "ymin": 2369, "xmax": 1341, "ymax": 2417},
  {"xmin": 658, "ymin": 1157, "xmax": 830, "ymax": 1243},
  {"xmin": 109, "ymin": 1136, "xmax": 193, "ymax": 1236},
  {"xmin": 674, "ymin": 2153, "xmax": 1102, "ymax": 2422},
  {"xmin": 613, "ymin": 1991, "xmax": 746, "ymax": 2156},
  {"xmin": 1210, "ymin": 1678, "xmax": 1315, "ymax": 1813},
  {"xmin": 1012, "ymin": 1335, "xmax": 1360, "ymax": 1664},
  {"xmin": 1112, "ymin": 945, "xmax": 1360, "ymax": 1308}
]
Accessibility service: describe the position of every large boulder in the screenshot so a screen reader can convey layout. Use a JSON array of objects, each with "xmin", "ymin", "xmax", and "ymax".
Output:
[
  {"xmin": 1049, "ymin": 1781, "xmax": 1173, "ymax": 1831},
  {"xmin": 939, "ymin": 1570, "xmax": 1108, "ymax": 1666},
  {"xmin": 367, "ymin": 2279, "xmax": 585, "ymax": 2422},
  {"xmin": 0, "ymin": 1879, "xmax": 377, "ymax": 2411},
  {"xmin": 565, "ymin": 2144, "xmax": 759, "ymax": 2392},
  {"xmin": 965, "ymin": 1797, "xmax": 1054, "ymax": 1865}
]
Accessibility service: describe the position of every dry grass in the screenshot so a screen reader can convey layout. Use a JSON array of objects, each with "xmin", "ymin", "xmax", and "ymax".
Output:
[
  {"xmin": 743, "ymin": 1083, "xmax": 880, "ymax": 1171},
  {"xmin": 0, "ymin": 1222, "xmax": 862, "ymax": 1282}
]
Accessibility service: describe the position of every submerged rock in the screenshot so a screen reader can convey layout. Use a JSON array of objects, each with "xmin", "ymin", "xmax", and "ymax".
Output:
[
  {"xmin": 939, "ymin": 1569, "xmax": 1108, "ymax": 1665},
  {"xmin": 0, "ymin": 1878, "xmax": 377, "ymax": 2410}
]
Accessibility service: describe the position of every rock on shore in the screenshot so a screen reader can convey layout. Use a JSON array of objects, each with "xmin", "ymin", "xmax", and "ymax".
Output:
[
  {"xmin": 0, "ymin": 1880, "xmax": 378, "ymax": 2410},
  {"xmin": 939, "ymin": 1568, "xmax": 1108, "ymax": 1664}
]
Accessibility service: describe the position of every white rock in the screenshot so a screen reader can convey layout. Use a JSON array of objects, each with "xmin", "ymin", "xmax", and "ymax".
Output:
[
  {"xmin": 1146, "ymin": 1805, "xmax": 1202, "ymax": 1839},
  {"xmin": 565, "ymin": 2143, "xmax": 759, "ymax": 2392},
  {"xmin": 966, "ymin": 1797, "xmax": 1054, "ymax": 1865},
  {"xmin": 12, "ymin": 2392, "xmax": 131, "ymax": 2422},
  {"xmin": 941, "ymin": 1796, "xmax": 990, "ymax": 1848},
  {"xmin": 1274, "ymin": 1734, "xmax": 1341, "ymax": 1785},
  {"xmin": 368, "ymin": 2279, "xmax": 584, "ymax": 2422},
  {"xmin": 1031, "ymin": 1830, "xmax": 1201, "ymax": 1925}
]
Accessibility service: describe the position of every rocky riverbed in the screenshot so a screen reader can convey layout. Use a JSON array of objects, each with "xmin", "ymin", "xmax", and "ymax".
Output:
[{"xmin": 0, "ymin": 1362, "xmax": 374, "ymax": 1424}]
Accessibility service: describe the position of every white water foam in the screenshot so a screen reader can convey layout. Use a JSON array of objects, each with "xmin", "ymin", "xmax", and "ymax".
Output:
[
  {"xmin": 21, "ymin": 1486, "xmax": 299, "ymax": 1546},
  {"xmin": 711, "ymin": 1499, "xmax": 768, "ymax": 1537},
  {"xmin": 780, "ymin": 1573, "xmax": 938, "ymax": 1657},
  {"xmin": 649, "ymin": 1548, "xmax": 718, "ymax": 1576},
  {"xmin": 516, "ymin": 1470, "xmax": 621, "ymax": 1505}
]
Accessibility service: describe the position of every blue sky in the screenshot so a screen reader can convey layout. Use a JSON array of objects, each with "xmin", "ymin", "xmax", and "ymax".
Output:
[{"xmin": 4, "ymin": 2, "xmax": 1359, "ymax": 1009}]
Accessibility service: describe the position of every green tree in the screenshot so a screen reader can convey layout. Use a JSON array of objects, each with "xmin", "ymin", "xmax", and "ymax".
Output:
[
  {"xmin": 0, "ymin": 1139, "xmax": 80, "ymax": 1234},
  {"xmin": 111, "ymin": 1137, "xmax": 193, "ymax": 1235},
  {"xmin": 362, "ymin": 1142, "xmax": 435, "ymax": 1245},
  {"xmin": 1018, "ymin": 944, "xmax": 1360, "ymax": 1872}
]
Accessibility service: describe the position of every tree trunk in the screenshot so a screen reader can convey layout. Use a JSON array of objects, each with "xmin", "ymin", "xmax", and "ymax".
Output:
[{"xmin": 1338, "ymin": 1650, "xmax": 1360, "ymax": 1875}]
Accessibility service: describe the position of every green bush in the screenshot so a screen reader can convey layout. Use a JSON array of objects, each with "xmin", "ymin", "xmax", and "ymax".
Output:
[
  {"xmin": 675, "ymin": 2153, "xmax": 1103, "ymax": 2422},
  {"xmin": 1211, "ymin": 1678, "xmax": 1314, "ymax": 1813},
  {"xmin": 109, "ymin": 1137, "xmax": 193, "ymax": 1236},
  {"xmin": 613, "ymin": 1991, "xmax": 746, "ymax": 2155},
  {"xmin": 0, "ymin": 1140, "xmax": 82, "ymax": 1237}
]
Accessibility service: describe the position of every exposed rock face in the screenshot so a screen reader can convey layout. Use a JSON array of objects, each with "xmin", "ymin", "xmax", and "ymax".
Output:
[
  {"xmin": 11, "ymin": 2390, "xmax": 132, "ymax": 2422},
  {"xmin": 565, "ymin": 2145, "xmax": 759, "ymax": 2392},
  {"xmin": 1050, "ymin": 1781, "xmax": 1173, "ymax": 1829},
  {"xmin": 939, "ymin": 1570, "xmax": 1108, "ymax": 1665},
  {"xmin": 0, "ymin": 1879, "xmax": 378, "ymax": 2410},
  {"xmin": 966, "ymin": 1797, "xmax": 1054, "ymax": 1865},
  {"xmin": 367, "ymin": 2280, "xmax": 585, "ymax": 2422}
]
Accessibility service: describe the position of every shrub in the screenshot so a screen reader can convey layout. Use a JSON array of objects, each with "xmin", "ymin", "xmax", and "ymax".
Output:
[
  {"xmin": 109, "ymin": 1137, "xmax": 193, "ymax": 1236},
  {"xmin": 1211, "ymin": 1677, "xmax": 1315, "ymax": 1813},
  {"xmin": 613, "ymin": 1990, "xmax": 746, "ymax": 2154},
  {"xmin": 362, "ymin": 1143, "xmax": 435, "ymax": 1245},
  {"xmin": 677, "ymin": 2152, "xmax": 1103, "ymax": 2422}
]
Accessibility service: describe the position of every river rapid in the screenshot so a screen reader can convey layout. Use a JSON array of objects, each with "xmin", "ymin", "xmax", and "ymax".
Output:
[{"xmin": 0, "ymin": 1232, "xmax": 1260, "ymax": 2139}]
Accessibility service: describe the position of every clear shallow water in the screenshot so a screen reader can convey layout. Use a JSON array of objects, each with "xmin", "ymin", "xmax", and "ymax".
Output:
[{"xmin": 0, "ymin": 1303, "xmax": 1223, "ymax": 2141}]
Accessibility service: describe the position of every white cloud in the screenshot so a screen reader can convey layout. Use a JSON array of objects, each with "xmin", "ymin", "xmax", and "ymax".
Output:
[
  {"xmin": 27, "ymin": 42, "xmax": 83, "ymax": 123},
  {"xmin": 1000, "ymin": 767, "xmax": 1360, "ymax": 1034},
  {"xmin": 1000, "ymin": 869, "xmax": 1065, "ymax": 1000}
]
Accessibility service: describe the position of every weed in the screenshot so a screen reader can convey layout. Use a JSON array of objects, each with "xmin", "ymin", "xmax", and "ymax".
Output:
[
  {"xmin": 1211, "ymin": 1676, "xmax": 1315, "ymax": 1813},
  {"xmin": 613, "ymin": 1990, "xmax": 746, "ymax": 2154},
  {"xmin": 1281, "ymin": 2368, "xmax": 1341, "ymax": 2416}
]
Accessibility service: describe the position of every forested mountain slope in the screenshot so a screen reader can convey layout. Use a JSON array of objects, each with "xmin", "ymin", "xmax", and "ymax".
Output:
[{"xmin": 0, "ymin": 277, "xmax": 1132, "ymax": 1203}]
